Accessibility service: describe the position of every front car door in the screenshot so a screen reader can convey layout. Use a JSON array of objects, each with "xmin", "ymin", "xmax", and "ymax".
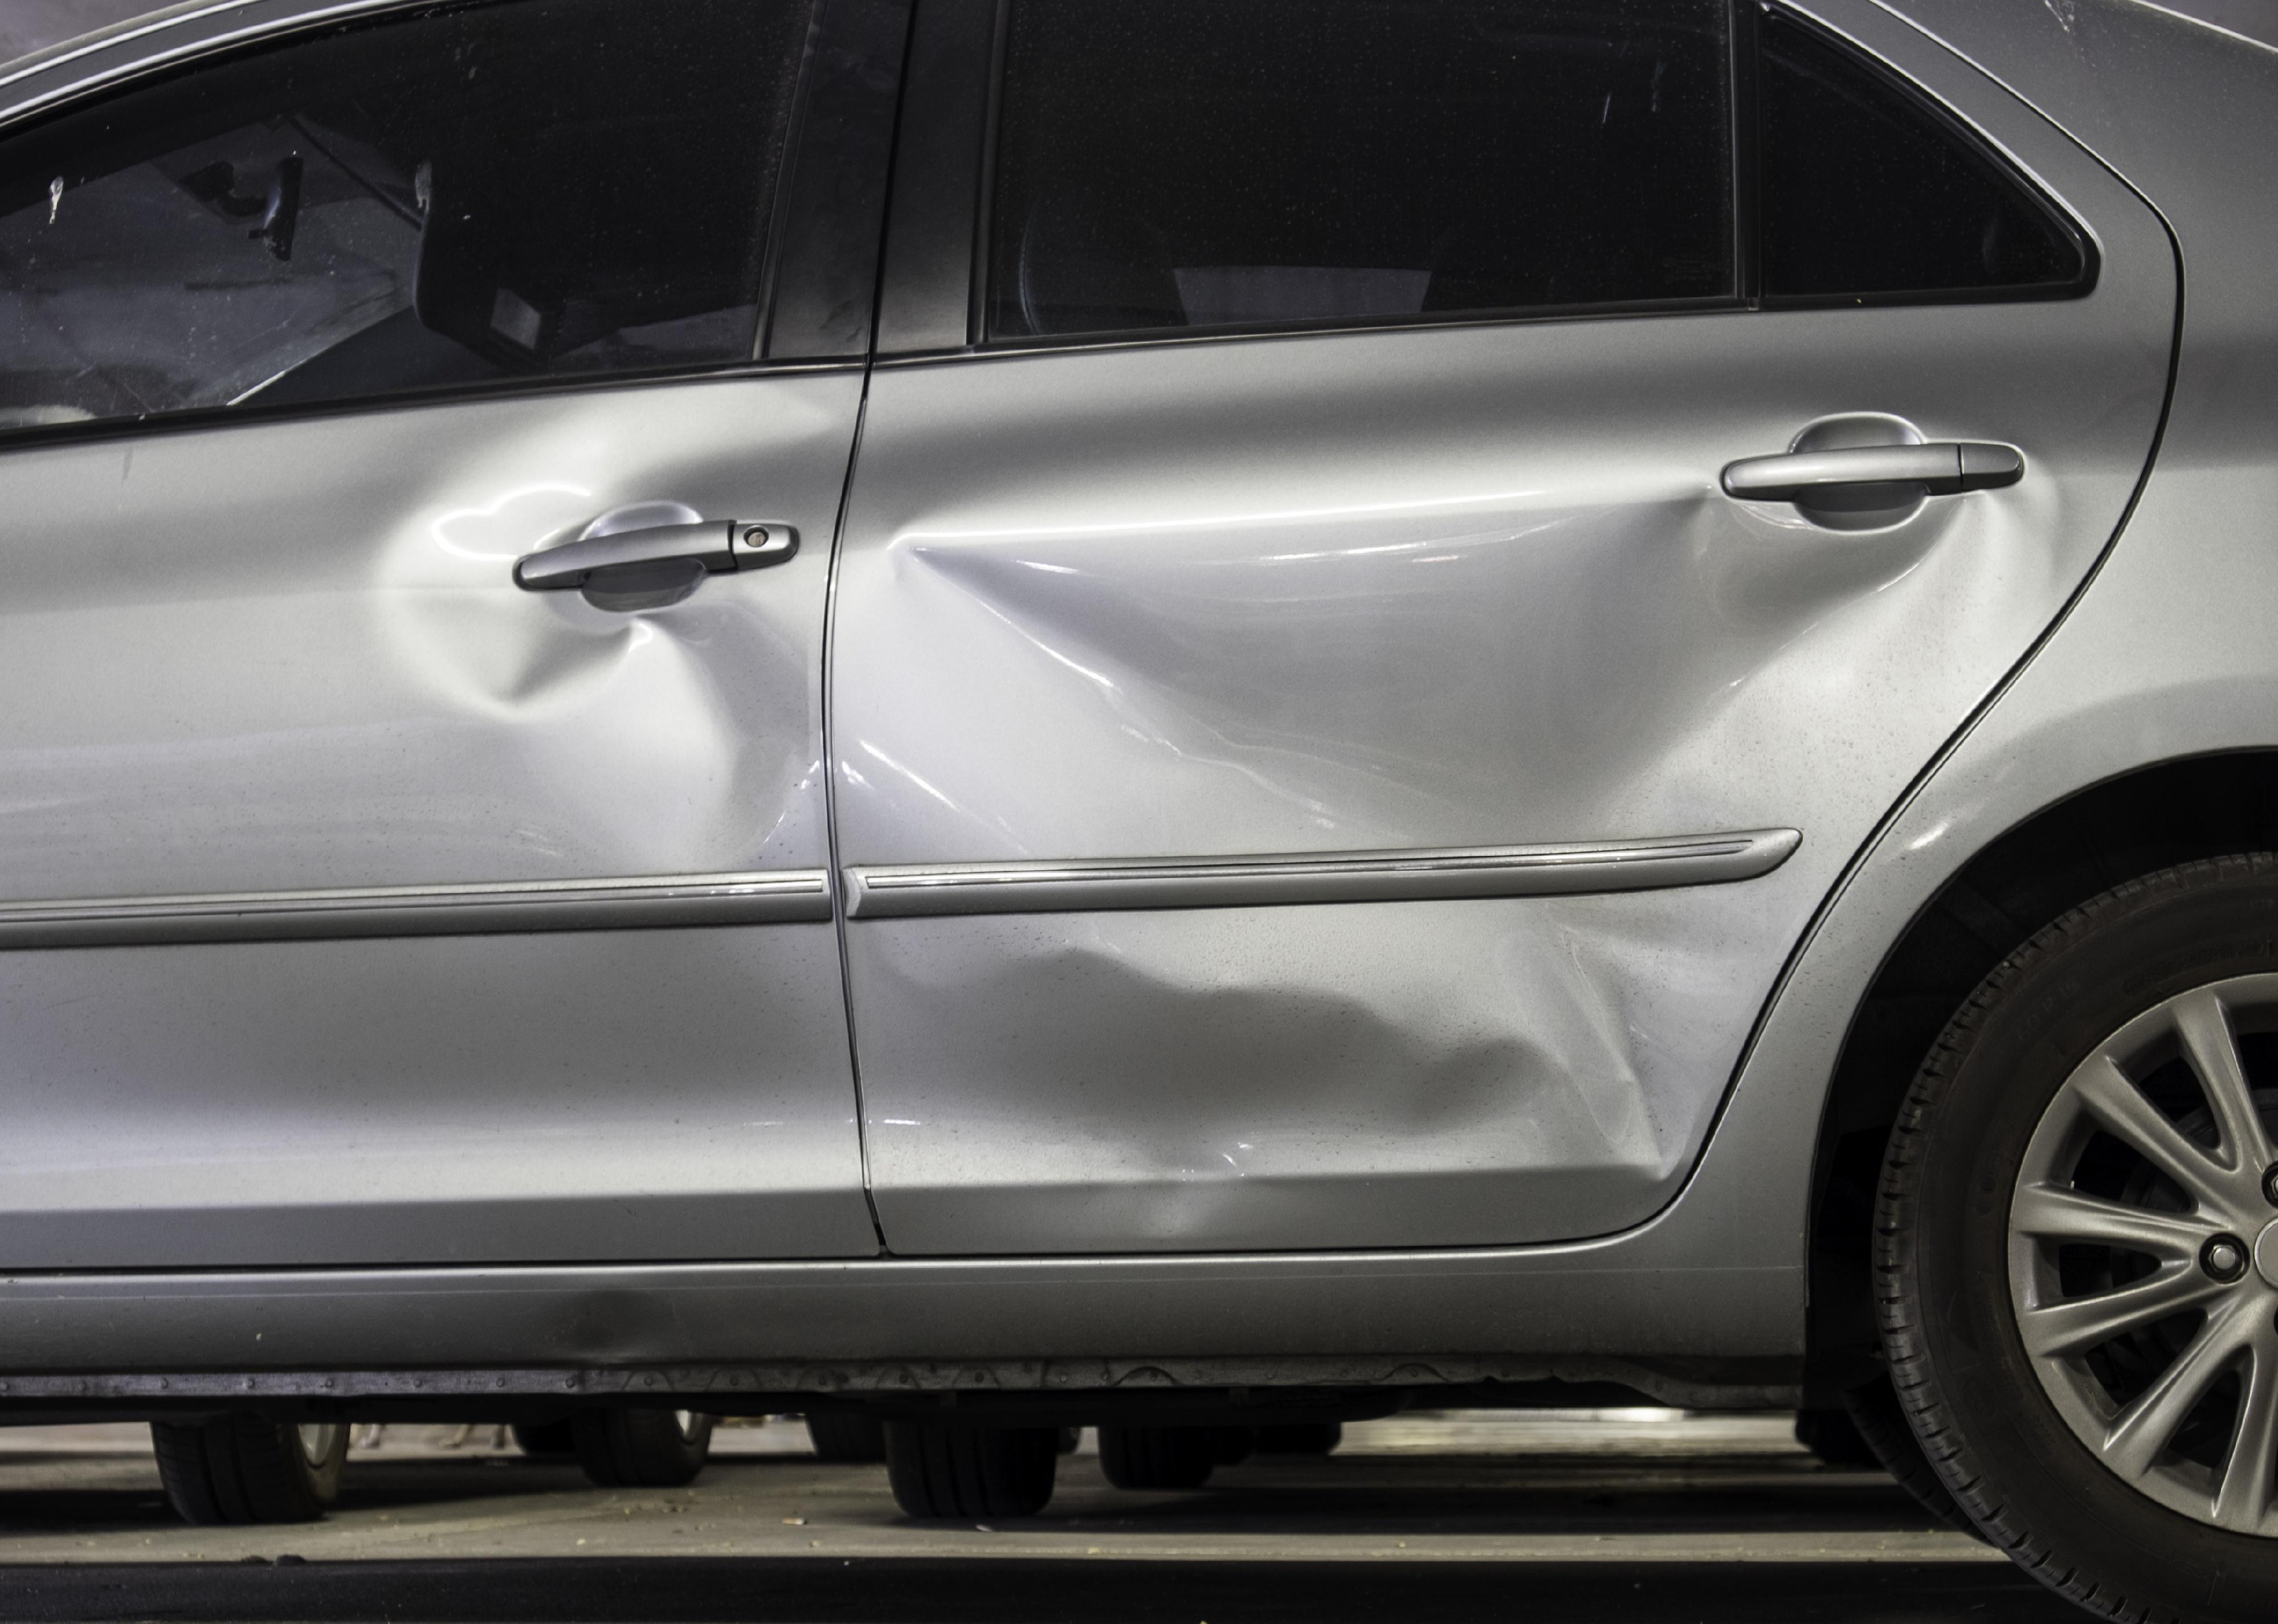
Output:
[
  {"xmin": 0, "ymin": 0, "xmax": 904, "ymax": 1267},
  {"xmin": 831, "ymin": 0, "xmax": 2175, "ymax": 1254}
]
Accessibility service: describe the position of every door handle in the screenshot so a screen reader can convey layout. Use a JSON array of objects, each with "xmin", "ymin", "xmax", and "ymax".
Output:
[
  {"xmin": 1720, "ymin": 442, "xmax": 2024, "ymax": 503},
  {"xmin": 512, "ymin": 521, "xmax": 798, "ymax": 592}
]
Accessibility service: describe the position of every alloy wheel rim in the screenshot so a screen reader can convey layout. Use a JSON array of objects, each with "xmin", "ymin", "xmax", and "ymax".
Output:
[
  {"xmin": 296, "ymin": 1422, "xmax": 344, "ymax": 1468},
  {"xmin": 2010, "ymin": 973, "xmax": 2278, "ymax": 1535}
]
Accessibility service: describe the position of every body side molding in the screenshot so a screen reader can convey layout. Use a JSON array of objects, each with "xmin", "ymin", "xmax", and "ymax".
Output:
[
  {"xmin": 844, "ymin": 828, "xmax": 1801, "ymax": 917},
  {"xmin": 0, "ymin": 870, "xmax": 833, "ymax": 948}
]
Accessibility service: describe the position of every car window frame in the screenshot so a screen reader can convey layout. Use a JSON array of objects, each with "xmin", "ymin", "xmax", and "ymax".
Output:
[
  {"xmin": 873, "ymin": 0, "xmax": 2097, "ymax": 361},
  {"xmin": 0, "ymin": 0, "xmax": 912, "ymax": 455},
  {"xmin": 1750, "ymin": 5, "xmax": 2098, "ymax": 312}
]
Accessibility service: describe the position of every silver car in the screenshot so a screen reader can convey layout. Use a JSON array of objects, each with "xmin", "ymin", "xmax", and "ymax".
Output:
[{"xmin": 0, "ymin": 0, "xmax": 2269, "ymax": 1614}]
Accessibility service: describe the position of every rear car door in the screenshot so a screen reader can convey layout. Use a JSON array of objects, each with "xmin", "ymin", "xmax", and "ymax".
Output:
[
  {"xmin": 0, "ymin": 0, "xmax": 903, "ymax": 1267},
  {"xmin": 831, "ymin": 0, "xmax": 2176, "ymax": 1254}
]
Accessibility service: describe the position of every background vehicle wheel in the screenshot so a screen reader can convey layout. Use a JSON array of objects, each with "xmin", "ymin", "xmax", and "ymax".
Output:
[
  {"xmin": 1253, "ymin": 1422, "xmax": 1342, "ymax": 1456},
  {"xmin": 571, "ymin": 1409, "xmax": 714, "ymax": 1488},
  {"xmin": 883, "ymin": 1422, "xmax": 1058, "ymax": 1518},
  {"xmin": 510, "ymin": 1420, "xmax": 578, "ymax": 1459},
  {"xmin": 1098, "ymin": 1424, "xmax": 1218, "ymax": 1490},
  {"xmin": 150, "ymin": 1416, "xmax": 346, "ymax": 1525},
  {"xmin": 805, "ymin": 1412, "xmax": 888, "ymax": 1463},
  {"xmin": 1793, "ymin": 1404, "xmax": 1879, "ymax": 1467},
  {"xmin": 1208, "ymin": 1426, "xmax": 1255, "ymax": 1467},
  {"xmin": 1880, "ymin": 856, "xmax": 2278, "ymax": 1622}
]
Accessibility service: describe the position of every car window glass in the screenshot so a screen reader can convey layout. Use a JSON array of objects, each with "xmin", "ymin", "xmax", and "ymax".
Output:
[
  {"xmin": 0, "ymin": 0, "xmax": 813, "ymax": 432},
  {"xmin": 986, "ymin": 0, "xmax": 1733, "ymax": 342},
  {"xmin": 1758, "ymin": 11, "xmax": 2085, "ymax": 300}
]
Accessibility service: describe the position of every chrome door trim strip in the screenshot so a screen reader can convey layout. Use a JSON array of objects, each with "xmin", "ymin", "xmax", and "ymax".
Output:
[
  {"xmin": 0, "ymin": 870, "xmax": 833, "ymax": 948},
  {"xmin": 844, "ymin": 829, "xmax": 1800, "ymax": 918}
]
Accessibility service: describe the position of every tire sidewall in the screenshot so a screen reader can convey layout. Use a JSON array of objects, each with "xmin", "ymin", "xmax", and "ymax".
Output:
[{"xmin": 1895, "ymin": 862, "xmax": 2278, "ymax": 1620}]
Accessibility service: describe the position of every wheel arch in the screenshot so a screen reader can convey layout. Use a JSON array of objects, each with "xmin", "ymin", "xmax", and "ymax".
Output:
[{"xmin": 1803, "ymin": 746, "xmax": 2278, "ymax": 1392}]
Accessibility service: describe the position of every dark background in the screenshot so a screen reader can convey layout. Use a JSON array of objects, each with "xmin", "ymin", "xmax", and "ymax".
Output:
[{"xmin": 5, "ymin": 0, "xmax": 2278, "ymax": 67}]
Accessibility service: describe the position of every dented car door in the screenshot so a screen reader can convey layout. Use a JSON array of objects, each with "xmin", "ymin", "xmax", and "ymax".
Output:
[
  {"xmin": 0, "ymin": 0, "xmax": 900, "ymax": 1267},
  {"xmin": 830, "ymin": 0, "xmax": 2176, "ymax": 1255}
]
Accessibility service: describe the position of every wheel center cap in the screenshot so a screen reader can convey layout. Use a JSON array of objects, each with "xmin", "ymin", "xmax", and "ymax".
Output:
[{"xmin": 2256, "ymin": 1221, "xmax": 2278, "ymax": 1288}]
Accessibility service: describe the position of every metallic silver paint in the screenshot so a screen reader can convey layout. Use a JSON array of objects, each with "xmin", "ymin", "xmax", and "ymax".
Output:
[
  {"xmin": 851, "ymin": 888, "xmax": 1819, "ymax": 1251},
  {"xmin": 0, "ymin": 362, "xmax": 872, "ymax": 1262},
  {"xmin": 0, "ymin": 869, "xmax": 831, "ymax": 948},
  {"xmin": 843, "ymin": 828, "xmax": 1799, "ymax": 917},
  {"xmin": 0, "ymin": 926, "xmax": 875, "ymax": 1267},
  {"xmin": 1622, "ymin": 0, "xmax": 2267, "ymax": 1355},
  {"xmin": 0, "ymin": 0, "xmax": 2264, "ymax": 1386},
  {"xmin": 832, "ymin": 10, "xmax": 2174, "ymax": 1255},
  {"xmin": 0, "ymin": 374, "xmax": 858, "ymax": 897},
  {"xmin": 0, "ymin": 1244, "xmax": 1801, "ymax": 1372}
]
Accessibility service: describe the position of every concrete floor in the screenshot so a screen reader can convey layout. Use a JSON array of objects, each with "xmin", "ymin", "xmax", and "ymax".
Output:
[{"xmin": 0, "ymin": 1410, "xmax": 2088, "ymax": 1621}]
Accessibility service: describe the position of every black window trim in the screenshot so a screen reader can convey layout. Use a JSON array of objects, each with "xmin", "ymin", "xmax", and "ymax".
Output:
[
  {"xmin": 874, "ymin": 0, "xmax": 995, "ymax": 352},
  {"xmin": 890, "ymin": 0, "xmax": 2099, "ymax": 361},
  {"xmin": 0, "ymin": 0, "xmax": 903, "ymax": 454},
  {"xmin": 1753, "ymin": 3, "xmax": 2098, "ymax": 313},
  {"xmin": 0, "ymin": 355, "xmax": 867, "ymax": 461}
]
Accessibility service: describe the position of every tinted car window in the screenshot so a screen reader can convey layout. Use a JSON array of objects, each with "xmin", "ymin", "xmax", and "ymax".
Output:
[
  {"xmin": 987, "ymin": 0, "xmax": 1733, "ymax": 341},
  {"xmin": 1759, "ymin": 11, "xmax": 2086, "ymax": 301},
  {"xmin": 0, "ymin": 0, "xmax": 812, "ymax": 431}
]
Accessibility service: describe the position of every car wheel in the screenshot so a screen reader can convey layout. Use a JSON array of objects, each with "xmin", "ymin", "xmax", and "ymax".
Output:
[
  {"xmin": 150, "ymin": 1416, "xmax": 347, "ymax": 1525},
  {"xmin": 1208, "ymin": 1426, "xmax": 1255, "ymax": 1467},
  {"xmin": 1098, "ymin": 1424, "xmax": 1218, "ymax": 1490},
  {"xmin": 1253, "ymin": 1422, "xmax": 1342, "ymax": 1456},
  {"xmin": 1880, "ymin": 855, "xmax": 2278, "ymax": 1622},
  {"xmin": 805, "ymin": 1412, "xmax": 888, "ymax": 1463},
  {"xmin": 510, "ymin": 1420, "xmax": 578, "ymax": 1459},
  {"xmin": 883, "ymin": 1422, "xmax": 1058, "ymax": 1518},
  {"xmin": 571, "ymin": 1409, "xmax": 715, "ymax": 1488},
  {"xmin": 1835, "ymin": 1374, "xmax": 1979, "ymax": 1537}
]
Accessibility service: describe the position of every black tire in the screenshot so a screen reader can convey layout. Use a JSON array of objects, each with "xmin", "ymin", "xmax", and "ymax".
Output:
[
  {"xmin": 150, "ymin": 1416, "xmax": 347, "ymax": 1525},
  {"xmin": 1253, "ymin": 1422, "xmax": 1342, "ymax": 1456},
  {"xmin": 511, "ymin": 1420, "xmax": 578, "ymax": 1459},
  {"xmin": 1098, "ymin": 1425, "xmax": 1218, "ymax": 1490},
  {"xmin": 571, "ymin": 1409, "xmax": 715, "ymax": 1488},
  {"xmin": 1209, "ymin": 1426, "xmax": 1255, "ymax": 1467},
  {"xmin": 1879, "ymin": 855, "xmax": 2278, "ymax": 1623},
  {"xmin": 806, "ymin": 1411, "xmax": 888, "ymax": 1463},
  {"xmin": 883, "ymin": 1423, "xmax": 1058, "ymax": 1519},
  {"xmin": 1837, "ymin": 1376, "xmax": 1981, "ymax": 1537}
]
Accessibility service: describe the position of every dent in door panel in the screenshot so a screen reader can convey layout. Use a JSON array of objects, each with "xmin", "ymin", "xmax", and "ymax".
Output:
[
  {"xmin": 836, "ymin": 303, "xmax": 2151, "ymax": 870},
  {"xmin": 855, "ymin": 883, "xmax": 1793, "ymax": 1254},
  {"xmin": 832, "ymin": 76, "xmax": 2173, "ymax": 1253},
  {"xmin": 0, "ymin": 373, "xmax": 858, "ymax": 900}
]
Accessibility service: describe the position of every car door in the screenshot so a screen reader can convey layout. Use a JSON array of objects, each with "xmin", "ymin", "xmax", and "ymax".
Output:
[
  {"xmin": 830, "ymin": 0, "xmax": 2177, "ymax": 1254},
  {"xmin": 0, "ymin": 0, "xmax": 905, "ymax": 1267}
]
